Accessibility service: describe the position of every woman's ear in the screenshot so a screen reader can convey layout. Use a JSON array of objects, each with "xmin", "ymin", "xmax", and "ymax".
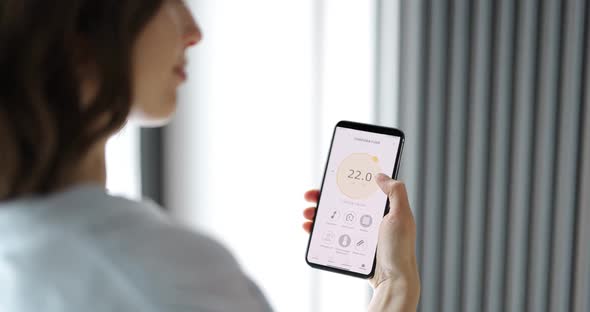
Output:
[{"xmin": 73, "ymin": 38, "xmax": 100, "ymax": 109}]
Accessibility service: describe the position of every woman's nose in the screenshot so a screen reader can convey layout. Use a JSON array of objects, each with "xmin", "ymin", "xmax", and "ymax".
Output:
[{"xmin": 182, "ymin": 7, "xmax": 202, "ymax": 47}]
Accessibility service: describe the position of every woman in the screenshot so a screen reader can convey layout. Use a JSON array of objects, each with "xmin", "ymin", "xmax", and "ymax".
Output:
[{"xmin": 0, "ymin": 0, "xmax": 420, "ymax": 311}]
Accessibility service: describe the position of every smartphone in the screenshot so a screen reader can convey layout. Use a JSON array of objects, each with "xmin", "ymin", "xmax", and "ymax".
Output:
[{"xmin": 305, "ymin": 120, "xmax": 405, "ymax": 279}]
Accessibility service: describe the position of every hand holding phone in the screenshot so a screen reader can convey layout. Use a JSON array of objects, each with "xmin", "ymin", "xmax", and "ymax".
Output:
[
  {"xmin": 368, "ymin": 174, "xmax": 419, "ymax": 291},
  {"xmin": 302, "ymin": 176, "xmax": 420, "ymax": 304},
  {"xmin": 305, "ymin": 121, "xmax": 406, "ymax": 279}
]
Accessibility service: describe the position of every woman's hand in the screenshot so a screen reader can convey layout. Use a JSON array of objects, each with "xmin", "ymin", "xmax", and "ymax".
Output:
[
  {"xmin": 301, "ymin": 189, "xmax": 319, "ymax": 234},
  {"xmin": 302, "ymin": 174, "xmax": 420, "ymax": 310}
]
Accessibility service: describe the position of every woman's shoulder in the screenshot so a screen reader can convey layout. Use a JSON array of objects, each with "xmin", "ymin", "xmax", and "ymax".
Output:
[
  {"xmin": 0, "ymin": 185, "xmax": 272, "ymax": 311},
  {"xmin": 69, "ymin": 186, "xmax": 240, "ymax": 270},
  {"xmin": 0, "ymin": 183, "xmax": 240, "ymax": 272},
  {"xmin": 89, "ymin": 192, "xmax": 273, "ymax": 311},
  {"xmin": 54, "ymin": 185, "xmax": 270, "ymax": 310}
]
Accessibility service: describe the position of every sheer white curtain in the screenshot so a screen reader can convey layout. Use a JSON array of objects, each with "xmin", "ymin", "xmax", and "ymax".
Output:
[{"xmin": 165, "ymin": 1, "xmax": 386, "ymax": 311}]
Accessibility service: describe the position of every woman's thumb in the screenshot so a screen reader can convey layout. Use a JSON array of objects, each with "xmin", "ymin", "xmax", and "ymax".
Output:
[
  {"xmin": 376, "ymin": 173, "xmax": 395, "ymax": 195},
  {"xmin": 375, "ymin": 173, "xmax": 410, "ymax": 210}
]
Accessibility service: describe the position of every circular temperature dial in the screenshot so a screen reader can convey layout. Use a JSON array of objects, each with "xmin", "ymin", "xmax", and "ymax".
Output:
[{"xmin": 336, "ymin": 153, "xmax": 382, "ymax": 199}]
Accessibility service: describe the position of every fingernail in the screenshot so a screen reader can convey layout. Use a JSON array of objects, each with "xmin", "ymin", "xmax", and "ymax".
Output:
[{"xmin": 376, "ymin": 173, "xmax": 389, "ymax": 183}]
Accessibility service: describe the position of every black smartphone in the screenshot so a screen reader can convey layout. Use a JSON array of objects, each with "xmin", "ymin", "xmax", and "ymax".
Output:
[{"xmin": 305, "ymin": 120, "xmax": 405, "ymax": 279}]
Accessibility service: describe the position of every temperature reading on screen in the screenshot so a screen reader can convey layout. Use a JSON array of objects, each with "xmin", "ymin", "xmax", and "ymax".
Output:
[
  {"xmin": 337, "ymin": 153, "xmax": 381, "ymax": 200},
  {"xmin": 347, "ymin": 170, "xmax": 373, "ymax": 181}
]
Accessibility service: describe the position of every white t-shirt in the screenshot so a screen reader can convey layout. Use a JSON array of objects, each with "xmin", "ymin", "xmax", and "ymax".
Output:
[{"xmin": 0, "ymin": 184, "xmax": 273, "ymax": 312}]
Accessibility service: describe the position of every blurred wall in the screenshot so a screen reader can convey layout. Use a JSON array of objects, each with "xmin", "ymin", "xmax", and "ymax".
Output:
[{"xmin": 385, "ymin": 0, "xmax": 590, "ymax": 311}]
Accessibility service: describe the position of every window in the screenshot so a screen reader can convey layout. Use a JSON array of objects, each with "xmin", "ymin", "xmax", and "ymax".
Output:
[
  {"xmin": 105, "ymin": 124, "xmax": 141, "ymax": 200},
  {"xmin": 165, "ymin": 1, "xmax": 388, "ymax": 310}
]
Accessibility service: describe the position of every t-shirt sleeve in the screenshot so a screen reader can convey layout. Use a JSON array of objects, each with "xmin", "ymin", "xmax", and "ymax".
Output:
[{"xmin": 112, "ymin": 222, "xmax": 274, "ymax": 312}]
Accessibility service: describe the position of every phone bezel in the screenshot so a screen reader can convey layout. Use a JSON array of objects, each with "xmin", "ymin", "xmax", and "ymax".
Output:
[{"xmin": 304, "ymin": 120, "xmax": 405, "ymax": 279}]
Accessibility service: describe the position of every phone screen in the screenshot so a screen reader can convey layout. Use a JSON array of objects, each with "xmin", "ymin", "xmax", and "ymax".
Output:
[{"xmin": 306, "ymin": 122, "xmax": 403, "ymax": 277}]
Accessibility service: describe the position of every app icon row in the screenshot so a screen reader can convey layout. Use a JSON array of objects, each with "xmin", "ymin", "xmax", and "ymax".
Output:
[
  {"xmin": 322, "ymin": 231, "xmax": 368, "ymax": 252},
  {"xmin": 328, "ymin": 209, "xmax": 373, "ymax": 228}
]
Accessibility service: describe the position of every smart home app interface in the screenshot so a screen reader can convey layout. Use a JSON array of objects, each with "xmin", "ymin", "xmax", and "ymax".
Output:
[{"xmin": 307, "ymin": 127, "xmax": 401, "ymax": 275}]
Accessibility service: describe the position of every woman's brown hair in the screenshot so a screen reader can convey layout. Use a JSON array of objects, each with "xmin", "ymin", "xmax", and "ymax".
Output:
[{"xmin": 0, "ymin": 1, "xmax": 164, "ymax": 200}]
